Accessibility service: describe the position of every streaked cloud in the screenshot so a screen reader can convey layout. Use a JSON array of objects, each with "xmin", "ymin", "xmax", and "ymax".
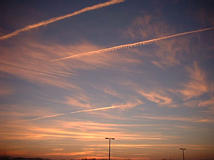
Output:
[
  {"xmin": 1, "ymin": 1, "xmax": 214, "ymax": 159},
  {"xmin": 138, "ymin": 90, "xmax": 172, "ymax": 105},
  {"xmin": 0, "ymin": 41, "xmax": 76, "ymax": 89},
  {"xmin": 179, "ymin": 62, "xmax": 208, "ymax": 99},
  {"xmin": 31, "ymin": 100, "xmax": 142, "ymax": 121},
  {"xmin": 65, "ymin": 95, "xmax": 91, "ymax": 108},
  {"xmin": 199, "ymin": 98, "xmax": 214, "ymax": 107},
  {"xmin": 0, "ymin": 119, "xmax": 165, "ymax": 142},
  {"xmin": 126, "ymin": 14, "xmax": 192, "ymax": 69},
  {"xmin": 44, "ymin": 151, "xmax": 94, "ymax": 156},
  {"xmin": 53, "ymin": 27, "xmax": 214, "ymax": 61},
  {"xmin": 0, "ymin": 83, "xmax": 14, "ymax": 96},
  {"xmin": 136, "ymin": 114, "xmax": 214, "ymax": 123},
  {"xmin": 0, "ymin": 40, "xmax": 142, "ymax": 89},
  {"xmin": 0, "ymin": 0, "xmax": 124, "ymax": 40}
]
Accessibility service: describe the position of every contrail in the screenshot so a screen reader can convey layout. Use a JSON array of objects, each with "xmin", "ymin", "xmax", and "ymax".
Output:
[
  {"xmin": 53, "ymin": 26, "xmax": 214, "ymax": 61},
  {"xmin": 30, "ymin": 102, "xmax": 138, "ymax": 121},
  {"xmin": 0, "ymin": 0, "xmax": 124, "ymax": 40}
]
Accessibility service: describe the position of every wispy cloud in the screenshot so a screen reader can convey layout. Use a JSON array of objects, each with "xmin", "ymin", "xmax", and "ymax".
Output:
[
  {"xmin": 199, "ymin": 98, "xmax": 214, "ymax": 107},
  {"xmin": 138, "ymin": 90, "xmax": 172, "ymax": 105},
  {"xmin": 126, "ymin": 14, "xmax": 192, "ymax": 69},
  {"xmin": 53, "ymin": 27, "xmax": 214, "ymax": 61},
  {"xmin": 65, "ymin": 95, "xmax": 91, "ymax": 108},
  {"xmin": 31, "ymin": 100, "xmax": 141, "ymax": 121},
  {"xmin": 135, "ymin": 114, "xmax": 214, "ymax": 123},
  {"xmin": 0, "ymin": 83, "xmax": 14, "ymax": 96},
  {"xmin": 0, "ymin": 119, "xmax": 163, "ymax": 142},
  {"xmin": 0, "ymin": 41, "xmax": 77, "ymax": 89},
  {"xmin": 44, "ymin": 151, "xmax": 94, "ymax": 156},
  {"xmin": 89, "ymin": 143, "xmax": 214, "ymax": 151},
  {"xmin": 179, "ymin": 62, "xmax": 208, "ymax": 99},
  {"xmin": 0, "ymin": 40, "xmax": 141, "ymax": 89},
  {"xmin": 0, "ymin": 0, "xmax": 124, "ymax": 40}
]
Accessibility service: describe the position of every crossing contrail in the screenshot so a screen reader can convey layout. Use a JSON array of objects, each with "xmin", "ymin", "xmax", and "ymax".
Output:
[
  {"xmin": 53, "ymin": 26, "xmax": 214, "ymax": 61},
  {"xmin": 0, "ymin": 0, "xmax": 124, "ymax": 40},
  {"xmin": 30, "ymin": 102, "xmax": 139, "ymax": 121}
]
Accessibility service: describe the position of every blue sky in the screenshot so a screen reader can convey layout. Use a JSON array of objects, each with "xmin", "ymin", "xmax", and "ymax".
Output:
[{"xmin": 0, "ymin": 0, "xmax": 214, "ymax": 160}]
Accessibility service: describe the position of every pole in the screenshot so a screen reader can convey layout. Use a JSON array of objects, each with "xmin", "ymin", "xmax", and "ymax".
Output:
[
  {"xmin": 179, "ymin": 148, "xmax": 186, "ymax": 160},
  {"xmin": 183, "ymin": 150, "xmax": 184, "ymax": 160},
  {"xmin": 105, "ymin": 138, "xmax": 115, "ymax": 160},
  {"xmin": 109, "ymin": 139, "xmax": 111, "ymax": 160}
]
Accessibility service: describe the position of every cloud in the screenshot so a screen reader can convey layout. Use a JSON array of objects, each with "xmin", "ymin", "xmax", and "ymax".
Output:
[
  {"xmin": 179, "ymin": 62, "xmax": 208, "ymax": 99},
  {"xmin": 60, "ymin": 121, "xmax": 153, "ymax": 131},
  {"xmin": 0, "ymin": 119, "xmax": 164, "ymax": 142},
  {"xmin": 199, "ymin": 97, "xmax": 214, "ymax": 114},
  {"xmin": 53, "ymin": 26, "xmax": 214, "ymax": 61},
  {"xmin": 103, "ymin": 87, "xmax": 122, "ymax": 98},
  {"xmin": 65, "ymin": 95, "xmax": 91, "ymax": 108},
  {"xmin": 137, "ymin": 114, "xmax": 214, "ymax": 123},
  {"xmin": 0, "ymin": 83, "xmax": 14, "ymax": 96},
  {"xmin": 44, "ymin": 151, "xmax": 94, "ymax": 156},
  {"xmin": 199, "ymin": 98, "xmax": 214, "ymax": 107},
  {"xmin": 0, "ymin": 0, "xmax": 125, "ymax": 40},
  {"xmin": 0, "ymin": 39, "xmax": 142, "ymax": 90},
  {"xmin": 138, "ymin": 90, "xmax": 172, "ymax": 105},
  {"xmin": 0, "ymin": 41, "xmax": 77, "ymax": 89},
  {"xmin": 31, "ymin": 100, "xmax": 141, "ymax": 121},
  {"xmin": 126, "ymin": 14, "xmax": 190, "ymax": 69},
  {"xmin": 126, "ymin": 14, "xmax": 172, "ymax": 40},
  {"xmin": 151, "ymin": 36, "xmax": 191, "ymax": 68},
  {"xmin": 89, "ymin": 143, "xmax": 214, "ymax": 151}
]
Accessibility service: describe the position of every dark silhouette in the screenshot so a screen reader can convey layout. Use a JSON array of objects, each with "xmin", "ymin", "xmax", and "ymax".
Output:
[
  {"xmin": 105, "ymin": 138, "xmax": 115, "ymax": 160},
  {"xmin": 179, "ymin": 148, "xmax": 186, "ymax": 160}
]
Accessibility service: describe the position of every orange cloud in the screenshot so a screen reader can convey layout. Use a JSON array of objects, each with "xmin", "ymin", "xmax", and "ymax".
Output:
[
  {"xmin": 0, "ymin": 117, "xmax": 166, "ymax": 142},
  {"xmin": 0, "ymin": 83, "xmax": 14, "ymax": 96},
  {"xmin": 0, "ymin": 0, "xmax": 124, "ymax": 40},
  {"xmin": 31, "ymin": 100, "xmax": 141, "ymax": 121},
  {"xmin": 138, "ymin": 90, "xmax": 172, "ymax": 105},
  {"xmin": 199, "ymin": 98, "xmax": 214, "ymax": 107},
  {"xmin": 66, "ymin": 96, "xmax": 91, "ymax": 108},
  {"xmin": 136, "ymin": 114, "xmax": 214, "ymax": 123},
  {"xmin": 53, "ymin": 23, "xmax": 214, "ymax": 61},
  {"xmin": 126, "ymin": 14, "xmax": 172, "ymax": 40},
  {"xmin": 0, "ymin": 125, "xmax": 163, "ymax": 141},
  {"xmin": 0, "ymin": 42, "xmax": 76, "ymax": 89},
  {"xmin": 0, "ymin": 39, "xmax": 142, "ymax": 90},
  {"xmin": 103, "ymin": 87, "xmax": 122, "ymax": 98},
  {"xmin": 179, "ymin": 62, "xmax": 208, "ymax": 99},
  {"xmin": 198, "ymin": 97, "xmax": 214, "ymax": 114},
  {"xmin": 151, "ymin": 37, "xmax": 190, "ymax": 68},
  {"xmin": 126, "ymin": 15, "xmax": 192, "ymax": 68},
  {"xmin": 44, "ymin": 151, "xmax": 94, "ymax": 156}
]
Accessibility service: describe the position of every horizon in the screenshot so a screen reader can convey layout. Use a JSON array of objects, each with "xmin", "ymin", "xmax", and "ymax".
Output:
[{"xmin": 0, "ymin": 0, "xmax": 214, "ymax": 160}]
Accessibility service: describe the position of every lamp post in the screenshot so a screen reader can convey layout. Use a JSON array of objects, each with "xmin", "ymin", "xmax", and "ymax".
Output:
[
  {"xmin": 179, "ymin": 148, "xmax": 186, "ymax": 160},
  {"xmin": 105, "ymin": 138, "xmax": 115, "ymax": 160}
]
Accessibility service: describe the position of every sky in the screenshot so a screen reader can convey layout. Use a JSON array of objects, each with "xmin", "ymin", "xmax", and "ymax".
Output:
[{"xmin": 0, "ymin": 0, "xmax": 214, "ymax": 160}]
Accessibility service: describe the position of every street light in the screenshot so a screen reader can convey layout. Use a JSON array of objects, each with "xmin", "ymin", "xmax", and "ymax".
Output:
[
  {"xmin": 105, "ymin": 138, "xmax": 115, "ymax": 160},
  {"xmin": 179, "ymin": 148, "xmax": 186, "ymax": 160}
]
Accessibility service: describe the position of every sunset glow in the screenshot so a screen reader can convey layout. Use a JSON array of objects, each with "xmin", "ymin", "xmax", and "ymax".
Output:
[{"xmin": 0, "ymin": 0, "xmax": 214, "ymax": 160}]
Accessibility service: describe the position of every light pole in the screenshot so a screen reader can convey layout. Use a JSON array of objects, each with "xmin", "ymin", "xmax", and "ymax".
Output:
[
  {"xmin": 105, "ymin": 137, "xmax": 115, "ymax": 160},
  {"xmin": 179, "ymin": 148, "xmax": 186, "ymax": 160}
]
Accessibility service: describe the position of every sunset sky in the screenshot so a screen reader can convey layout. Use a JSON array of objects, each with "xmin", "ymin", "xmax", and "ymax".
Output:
[{"xmin": 0, "ymin": 0, "xmax": 214, "ymax": 160}]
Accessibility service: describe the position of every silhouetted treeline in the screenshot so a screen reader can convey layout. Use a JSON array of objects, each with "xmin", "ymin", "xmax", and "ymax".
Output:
[
  {"xmin": 81, "ymin": 159, "xmax": 107, "ymax": 160},
  {"xmin": 0, "ymin": 156, "xmax": 50, "ymax": 160},
  {"xmin": 0, "ymin": 157, "xmax": 110, "ymax": 160}
]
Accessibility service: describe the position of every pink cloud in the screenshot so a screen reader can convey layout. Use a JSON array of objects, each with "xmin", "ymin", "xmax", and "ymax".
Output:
[
  {"xmin": 179, "ymin": 62, "xmax": 208, "ymax": 99},
  {"xmin": 0, "ymin": 83, "xmax": 14, "ymax": 96},
  {"xmin": 138, "ymin": 90, "xmax": 172, "ymax": 105}
]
